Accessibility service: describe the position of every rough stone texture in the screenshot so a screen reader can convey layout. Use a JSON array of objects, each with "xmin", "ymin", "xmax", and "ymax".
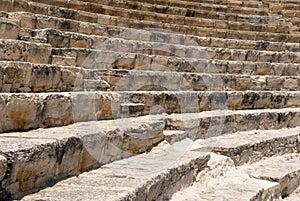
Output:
[
  {"xmin": 166, "ymin": 108, "xmax": 300, "ymax": 139},
  {"xmin": 4, "ymin": 9, "xmax": 299, "ymax": 43},
  {"xmin": 242, "ymin": 154, "xmax": 300, "ymax": 196},
  {"xmin": 0, "ymin": 18, "xmax": 20, "ymax": 39},
  {"xmin": 0, "ymin": 0, "xmax": 299, "ymax": 199},
  {"xmin": 0, "ymin": 114, "xmax": 165, "ymax": 199},
  {"xmin": 0, "ymin": 91, "xmax": 300, "ymax": 133},
  {"xmin": 20, "ymin": 139, "xmax": 210, "ymax": 201},
  {"xmin": 283, "ymin": 187, "xmax": 300, "ymax": 201},
  {"xmin": 171, "ymin": 169, "xmax": 279, "ymax": 201},
  {"xmin": 191, "ymin": 127, "xmax": 300, "ymax": 165},
  {"xmin": 0, "ymin": 40, "xmax": 51, "ymax": 64},
  {"xmin": 171, "ymin": 154, "xmax": 300, "ymax": 201}
]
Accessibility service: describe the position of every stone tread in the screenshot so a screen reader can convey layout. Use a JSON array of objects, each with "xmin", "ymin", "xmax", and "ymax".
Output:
[
  {"xmin": 171, "ymin": 153, "xmax": 300, "ymax": 201},
  {"xmin": 19, "ymin": 139, "xmax": 210, "ymax": 201}
]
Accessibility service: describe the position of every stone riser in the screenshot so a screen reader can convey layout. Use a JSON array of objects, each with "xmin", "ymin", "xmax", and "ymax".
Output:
[
  {"xmin": 0, "ymin": 40, "xmax": 51, "ymax": 64},
  {"xmin": 4, "ymin": 10, "xmax": 299, "ymax": 43},
  {"xmin": 21, "ymin": 0, "xmax": 290, "ymax": 34},
  {"xmin": 0, "ymin": 62, "xmax": 109, "ymax": 93},
  {"xmin": 0, "ymin": 91, "xmax": 300, "ymax": 133}
]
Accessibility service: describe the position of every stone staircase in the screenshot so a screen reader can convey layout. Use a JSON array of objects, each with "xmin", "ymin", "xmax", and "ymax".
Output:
[{"xmin": 0, "ymin": 0, "xmax": 299, "ymax": 200}]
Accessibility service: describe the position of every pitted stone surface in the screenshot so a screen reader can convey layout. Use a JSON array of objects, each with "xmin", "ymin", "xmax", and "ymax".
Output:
[
  {"xmin": 191, "ymin": 127, "xmax": 300, "ymax": 165},
  {"xmin": 172, "ymin": 154, "xmax": 300, "ymax": 201},
  {"xmin": 0, "ymin": 0, "xmax": 299, "ymax": 199},
  {"xmin": 0, "ymin": 114, "xmax": 166, "ymax": 199},
  {"xmin": 20, "ymin": 139, "xmax": 210, "ymax": 201}
]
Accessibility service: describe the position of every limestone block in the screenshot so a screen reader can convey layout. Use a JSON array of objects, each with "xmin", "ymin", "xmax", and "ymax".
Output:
[
  {"xmin": 0, "ymin": 18, "xmax": 19, "ymax": 39},
  {"xmin": 42, "ymin": 94, "xmax": 73, "ymax": 127},
  {"xmin": 5, "ymin": 95, "xmax": 42, "ymax": 132},
  {"xmin": 32, "ymin": 65, "xmax": 62, "ymax": 91}
]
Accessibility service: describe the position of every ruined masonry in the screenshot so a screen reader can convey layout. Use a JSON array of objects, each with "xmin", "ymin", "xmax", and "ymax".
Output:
[{"xmin": 0, "ymin": 0, "xmax": 299, "ymax": 200}]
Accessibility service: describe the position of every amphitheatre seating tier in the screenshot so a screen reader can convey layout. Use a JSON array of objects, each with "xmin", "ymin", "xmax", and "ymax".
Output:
[{"xmin": 0, "ymin": 0, "xmax": 299, "ymax": 200}]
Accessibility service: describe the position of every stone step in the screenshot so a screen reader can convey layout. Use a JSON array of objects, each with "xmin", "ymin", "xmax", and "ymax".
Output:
[
  {"xmin": 0, "ymin": 114, "xmax": 166, "ymax": 200},
  {"xmin": 1, "ymin": 90, "xmax": 300, "ymax": 133},
  {"xmin": 0, "ymin": 39, "xmax": 51, "ymax": 64},
  {"xmin": 171, "ymin": 153, "xmax": 300, "ymax": 200},
  {"xmin": 6, "ymin": 11, "xmax": 299, "ymax": 43},
  {"xmin": 174, "ymin": 0, "xmax": 266, "ymax": 8},
  {"xmin": 23, "ymin": 0, "xmax": 290, "ymax": 34},
  {"xmin": 54, "ymin": 46, "xmax": 300, "ymax": 66},
  {"xmin": 41, "ymin": 28, "xmax": 300, "ymax": 52},
  {"xmin": 93, "ymin": 0, "xmax": 271, "ymax": 16},
  {"xmin": 89, "ymin": 69, "xmax": 300, "ymax": 92},
  {"xmin": 26, "ymin": 48, "xmax": 300, "ymax": 77},
  {"xmin": 7, "ymin": 12, "xmax": 297, "ymax": 51},
  {"xmin": 191, "ymin": 127, "xmax": 300, "ymax": 165},
  {"xmin": 269, "ymin": 2, "xmax": 300, "ymax": 12},
  {"xmin": 165, "ymin": 108, "xmax": 300, "ymax": 139},
  {"xmin": 41, "ymin": 0, "xmax": 283, "ymax": 24},
  {"xmin": 43, "ymin": 46, "xmax": 300, "ymax": 76},
  {"xmin": 19, "ymin": 139, "xmax": 210, "ymax": 201},
  {"xmin": 0, "ymin": 17, "xmax": 20, "ymax": 40},
  {"xmin": 2, "ymin": 60, "xmax": 300, "ymax": 92}
]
